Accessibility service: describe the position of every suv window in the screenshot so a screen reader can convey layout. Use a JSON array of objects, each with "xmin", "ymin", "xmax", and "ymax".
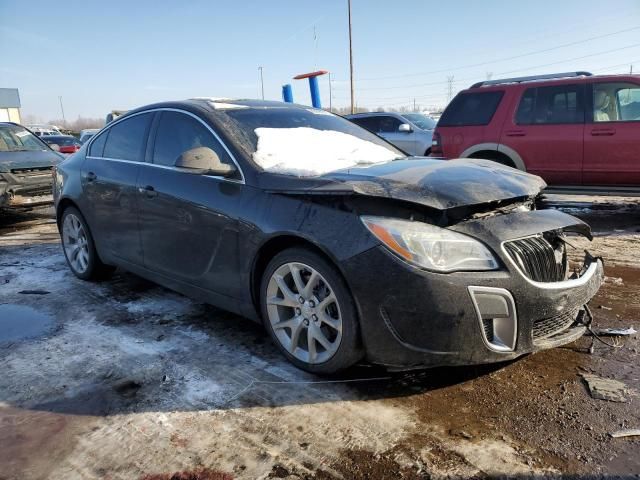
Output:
[
  {"xmin": 350, "ymin": 116, "xmax": 381, "ymax": 134},
  {"xmin": 593, "ymin": 82, "xmax": 640, "ymax": 122},
  {"xmin": 103, "ymin": 113, "xmax": 152, "ymax": 161},
  {"xmin": 439, "ymin": 91, "xmax": 504, "ymax": 127},
  {"xmin": 379, "ymin": 116, "xmax": 402, "ymax": 133},
  {"xmin": 516, "ymin": 84, "xmax": 584, "ymax": 125},
  {"xmin": 153, "ymin": 111, "xmax": 234, "ymax": 169}
]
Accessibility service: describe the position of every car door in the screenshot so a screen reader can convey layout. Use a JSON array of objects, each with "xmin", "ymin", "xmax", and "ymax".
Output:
[
  {"xmin": 82, "ymin": 112, "xmax": 153, "ymax": 265},
  {"xmin": 500, "ymin": 84, "xmax": 585, "ymax": 185},
  {"xmin": 136, "ymin": 110, "xmax": 245, "ymax": 300},
  {"xmin": 377, "ymin": 115, "xmax": 416, "ymax": 154},
  {"xmin": 583, "ymin": 80, "xmax": 640, "ymax": 185}
]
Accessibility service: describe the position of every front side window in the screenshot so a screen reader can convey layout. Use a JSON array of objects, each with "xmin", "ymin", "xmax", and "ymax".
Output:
[
  {"xmin": 350, "ymin": 116, "xmax": 381, "ymax": 134},
  {"xmin": 593, "ymin": 82, "xmax": 640, "ymax": 122},
  {"xmin": 516, "ymin": 84, "xmax": 584, "ymax": 125},
  {"xmin": 152, "ymin": 111, "xmax": 234, "ymax": 169},
  {"xmin": 439, "ymin": 91, "xmax": 504, "ymax": 127},
  {"xmin": 103, "ymin": 113, "xmax": 152, "ymax": 161},
  {"xmin": 379, "ymin": 116, "xmax": 403, "ymax": 133}
]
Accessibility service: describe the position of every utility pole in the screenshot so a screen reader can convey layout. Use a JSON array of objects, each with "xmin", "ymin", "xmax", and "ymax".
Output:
[
  {"xmin": 631, "ymin": 65, "xmax": 634, "ymax": 74},
  {"xmin": 258, "ymin": 66, "xmax": 265, "ymax": 100},
  {"xmin": 347, "ymin": 0, "xmax": 355, "ymax": 114},
  {"xmin": 58, "ymin": 96, "xmax": 66, "ymax": 126},
  {"xmin": 413, "ymin": 98, "xmax": 416, "ymax": 111}
]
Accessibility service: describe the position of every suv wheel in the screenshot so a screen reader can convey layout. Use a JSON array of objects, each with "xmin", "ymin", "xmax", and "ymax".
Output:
[{"xmin": 260, "ymin": 247, "xmax": 362, "ymax": 374}]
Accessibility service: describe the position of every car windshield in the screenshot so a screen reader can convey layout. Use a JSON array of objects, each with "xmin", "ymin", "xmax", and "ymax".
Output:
[
  {"xmin": 226, "ymin": 107, "xmax": 404, "ymax": 177},
  {"xmin": 401, "ymin": 113, "xmax": 437, "ymax": 130},
  {"xmin": 0, "ymin": 124, "xmax": 50, "ymax": 152}
]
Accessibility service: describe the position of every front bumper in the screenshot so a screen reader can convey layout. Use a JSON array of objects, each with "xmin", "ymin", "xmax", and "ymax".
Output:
[
  {"xmin": 341, "ymin": 210, "xmax": 604, "ymax": 369},
  {"xmin": 0, "ymin": 169, "xmax": 54, "ymax": 210}
]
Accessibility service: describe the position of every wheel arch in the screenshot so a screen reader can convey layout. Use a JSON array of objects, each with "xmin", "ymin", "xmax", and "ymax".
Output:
[
  {"xmin": 460, "ymin": 143, "xmax": 526, "ymax": 171},
  {"xmin": 250, "ymin": 234, "xmax": 356, "ymax": 323},
  {"xmin": 56, "ymin": 197, "xmax": 81, "ymax": 230}
]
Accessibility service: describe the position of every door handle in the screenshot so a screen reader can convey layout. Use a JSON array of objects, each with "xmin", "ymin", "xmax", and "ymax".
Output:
[
  {"xmin": 505, "ymin": 130, "xmax": 526, "ymax": 137},
  {"xmin": 138, "ymin": 185, "xmax": 157, "ymax": 198},
  {"xmin": 86, "ymin": 171, "xmax": 97, "ymax": 182},
  {"xmin": 591, "ymin": 128, "xmax": 616, "ymax": 136}
]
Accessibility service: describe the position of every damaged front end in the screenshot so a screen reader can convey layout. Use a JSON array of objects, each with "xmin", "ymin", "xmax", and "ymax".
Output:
[
  {"xmin": 260, "ymin": 158, "xmax": 603, "ymax": 368},
  {"xmin": 0, "ymin": 166, "xmax": 55, "ymax": 210}
]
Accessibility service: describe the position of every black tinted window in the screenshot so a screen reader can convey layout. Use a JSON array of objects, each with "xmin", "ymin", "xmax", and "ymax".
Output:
[
  {"xmin": 516, "ymin": 85, "xmax": 583, "ymax": 125},
  {"xmin": 153, "ymin": 111, "xmax": 233, "ymax": 169},
  {"xmin": 439, "ymin": 91, "xmax": 504, "ymax": 126},
  {"xmin": 103, "ymin": 113, "xmax": 152, "ymax": 161},
  {"xmin": 350, "ymin": 116, "xmax": 381, "ymax": 133},
  {"xmin": 89, "ymin": 132, "xmax": 107, "ymax": 157},
  {"xmin": 379, "ymin": 116, "xmax": 402, "ymax": 132}
]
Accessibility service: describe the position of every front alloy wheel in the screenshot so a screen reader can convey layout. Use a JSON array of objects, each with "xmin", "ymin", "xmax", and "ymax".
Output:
[{"xmin": 261, "ymin": 248, "xmax": 362, "ymax": 373}]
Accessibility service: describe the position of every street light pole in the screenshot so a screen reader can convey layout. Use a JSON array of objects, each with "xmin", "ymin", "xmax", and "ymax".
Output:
[
  {"xmin": 258, "ymin": 66, "xmax": 265, "ymax": 100},
  {"xmin": 58, "ymin": 96, "xmax": 66, "ymax": 126},
  {"xmin": 347, "ymin": 0, "xmax": 355, "ymax": 114}
]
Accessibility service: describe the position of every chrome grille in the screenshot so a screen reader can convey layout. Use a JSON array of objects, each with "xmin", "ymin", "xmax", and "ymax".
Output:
[
  {"xmin": 533, "ymin": 308, "xmax": 579, "ymax": 340},
  {"xmin": 504, "ymin": 234, "xmax": 567, "ymax": 282}
]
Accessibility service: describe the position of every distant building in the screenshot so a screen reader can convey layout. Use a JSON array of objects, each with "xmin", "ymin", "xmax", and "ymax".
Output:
[{"xmin": 0, "ymin": 88, "xmax": 21, "ymax": 123}]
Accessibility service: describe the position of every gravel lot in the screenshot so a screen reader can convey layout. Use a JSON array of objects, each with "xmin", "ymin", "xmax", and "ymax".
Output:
[{"xmin": 0, "ymin": 197, "xmax": 639, "ymax": 480}]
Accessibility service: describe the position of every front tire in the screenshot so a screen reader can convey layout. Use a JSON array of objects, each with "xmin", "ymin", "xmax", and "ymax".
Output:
[
  {"xmin": 260, "ymin": 247, "xmax": 363, "ymax": 374},
  {"xmin": 61, "ymin": 206, "xmax": 115, "ymax": 280}
]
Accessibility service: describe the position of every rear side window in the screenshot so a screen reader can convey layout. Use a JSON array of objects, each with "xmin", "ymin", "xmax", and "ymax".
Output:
[
  {"xmin": 89, "ymin": 132, "xmax": 107, "ymax": 157},
  {"xmin": 103, "ymin": 113, "xmax": 152, "ymax": 161},
  {"xmin": 516, "ymin": 84, "xmax": 584, "ymax": 125},
  {"xmin": 152, "ymin": 111, "xmax": 234, "ymax": 169},
  {"xmin": 350, "ymin": 116, "xmax": 381, "ymax": 133},
  {"xmin": 439, "ymin": 91, "xmax": 504, "ymax": 126}
]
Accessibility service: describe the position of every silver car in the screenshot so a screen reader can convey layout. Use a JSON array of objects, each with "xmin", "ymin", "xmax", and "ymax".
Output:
[{"xmin": 346, "ymin": 112, "xmax": 436, "ymax": 156}]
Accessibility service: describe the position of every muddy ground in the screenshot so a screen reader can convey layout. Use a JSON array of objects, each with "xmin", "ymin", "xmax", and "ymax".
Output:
[{"xmin": 0, "ymin": 196, "xmax": 639, "ymax": 480}]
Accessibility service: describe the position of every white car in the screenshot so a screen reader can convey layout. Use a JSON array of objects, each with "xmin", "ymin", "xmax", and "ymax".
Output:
[{"xmin": 79, "ymin": 128, "xmax": 100, "ymax": 144}]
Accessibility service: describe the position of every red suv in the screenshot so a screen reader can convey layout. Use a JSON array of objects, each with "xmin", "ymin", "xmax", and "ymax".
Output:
[{"xmin": 432, "ymin": 72, "xmax": 640, "ymax": 188}]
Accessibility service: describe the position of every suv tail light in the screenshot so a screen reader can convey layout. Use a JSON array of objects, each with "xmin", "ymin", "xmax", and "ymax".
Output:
[{"xmin": 431, "ymin": 132, "xmax": 443, "ymax": 156}]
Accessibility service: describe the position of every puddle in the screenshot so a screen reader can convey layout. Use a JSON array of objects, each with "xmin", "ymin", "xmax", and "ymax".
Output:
[{"xmin": 0, "ymin": 305, "xmax": 55, "ymax": 343}]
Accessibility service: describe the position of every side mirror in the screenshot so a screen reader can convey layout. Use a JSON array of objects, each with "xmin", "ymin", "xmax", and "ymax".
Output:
[
  {"xmin": 174, "ymin": 147, "xmax": 236, "ymax": 177},
  {"xmin": 50, "ymin": 143, "xmax": 61, "ymax": 152},
  {"xmin": 398, "ymin": 123, "xmax": 413, "ymax": 133}
]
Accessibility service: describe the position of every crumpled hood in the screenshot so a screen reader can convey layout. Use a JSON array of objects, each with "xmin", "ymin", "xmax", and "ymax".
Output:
[
  {"xmin": 0, "ymin": 150, "xmax": 62, "ymax": 173},
  {"xmin": 260, "ymin": 158, "xmax": 546, "ymax": 211}
]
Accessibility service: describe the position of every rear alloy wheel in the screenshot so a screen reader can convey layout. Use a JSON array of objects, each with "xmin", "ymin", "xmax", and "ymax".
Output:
[
  {"xmin": 261, "ymin": 248, "xmax": 362, "ymax": 373},
  {"xmin": 61, "ymin": 207, "xmax": 114, "ymax": 280}
]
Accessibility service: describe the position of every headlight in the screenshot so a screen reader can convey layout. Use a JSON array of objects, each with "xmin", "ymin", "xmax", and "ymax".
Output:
[{"xmin": 361, "ymin": 216, "xmax": 499, "ymax": 272}]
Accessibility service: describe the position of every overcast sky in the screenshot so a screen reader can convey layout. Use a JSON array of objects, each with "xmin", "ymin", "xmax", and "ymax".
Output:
[{"xmin": 2, "ymin": 0, "xmax": 639, "ymax": 121}]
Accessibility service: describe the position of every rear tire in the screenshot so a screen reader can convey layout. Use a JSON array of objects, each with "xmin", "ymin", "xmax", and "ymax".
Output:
[
  {"xmin": 260, "ymin": 247, "xmax": 363, "ymax": 374},
  {"xmin": 61, "ymin": 206, "xmax": 115, "ymax": 281}
]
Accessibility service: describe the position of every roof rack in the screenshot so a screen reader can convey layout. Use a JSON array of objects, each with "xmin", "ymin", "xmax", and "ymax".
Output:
[{"xmin": 470, "ymin": 71, "xmax": 592, "ymax": 88}]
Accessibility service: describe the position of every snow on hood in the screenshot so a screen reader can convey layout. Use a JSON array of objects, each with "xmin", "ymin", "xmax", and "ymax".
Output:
[{"xmin": 252, "ymin": 127, "xmax": 402, "ymax": 177}]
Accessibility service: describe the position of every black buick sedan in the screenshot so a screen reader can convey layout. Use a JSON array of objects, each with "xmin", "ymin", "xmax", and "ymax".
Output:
[{"xmin": 53, "ymin": 99, "xmax": 603, "ymax": 373}]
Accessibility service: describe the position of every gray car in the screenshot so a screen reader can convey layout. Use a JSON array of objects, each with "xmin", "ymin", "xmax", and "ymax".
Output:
[{"xmin": 346, "ymin": 112, "xmax": 436, "ymax": 156}]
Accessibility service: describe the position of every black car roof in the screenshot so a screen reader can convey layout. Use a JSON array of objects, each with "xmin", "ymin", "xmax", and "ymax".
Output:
[{"xmin": 117, "ymin": 98, "xmax": 316, "ymax": 121}]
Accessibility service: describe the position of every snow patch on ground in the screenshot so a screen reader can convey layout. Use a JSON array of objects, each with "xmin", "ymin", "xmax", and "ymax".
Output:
[{"xmin": 252, "ymin": 127, "xmax": 401, "ymax": 176}]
